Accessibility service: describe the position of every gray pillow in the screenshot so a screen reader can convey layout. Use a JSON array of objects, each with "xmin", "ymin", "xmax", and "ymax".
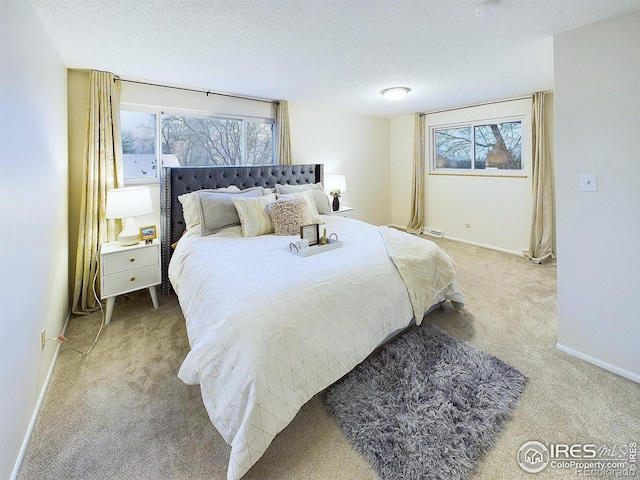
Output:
[
  {"xmin": 196, "ymin": 187, "xmax": 264, "ymax": 236},
  {"xmin": 178, "ymin": 185, "xmax": 241, "ymax": 230},
  {"xmin": 275, "ymin": 183, "xmax": 332, "ymax": 214}
]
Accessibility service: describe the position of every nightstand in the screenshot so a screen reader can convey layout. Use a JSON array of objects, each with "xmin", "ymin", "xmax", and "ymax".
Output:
[
  {"xmin": 100, "ymin": 239, "xmax": 161, "ymax": 324},
  {"xmin": 327, "ymin": 206, "xmax": 354, "ymax": 219}
]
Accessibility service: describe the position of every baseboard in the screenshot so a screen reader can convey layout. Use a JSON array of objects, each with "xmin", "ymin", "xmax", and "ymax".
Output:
[
  {"xmin": 11, "ymin": 311, "xmax": 71, "ymax": 480},
  {"xmin": 440, "ymin": 235, "xmax": 523, "ymax": 256},
  {"xmin": 386, "ymin": 224, "xmax": 407, "ymax": 231},
  {"xmin": 556, "ymin": 343, "xmax": 640, "ymax": 384},
  {"xmin": 384, "ymin": 227, "xmax": 525, "ymax": 256}
]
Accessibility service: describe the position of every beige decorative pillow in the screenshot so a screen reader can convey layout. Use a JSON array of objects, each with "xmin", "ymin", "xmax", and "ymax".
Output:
[
  {"xmin": 267, "ymin": 198, "xmax": 313, "ymax": 236},
  {"xmin": 232, "ymin": 193, "xmax": 277, "ymax": 237},
  {"xmin": 277, "ymin": 190, "xmax": 322, "ymax": 223}
]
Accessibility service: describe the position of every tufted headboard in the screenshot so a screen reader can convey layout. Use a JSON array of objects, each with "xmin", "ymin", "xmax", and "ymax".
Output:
[{"xmin": 160, "ymin": 164, "xmax": 324, "ymax": 295}]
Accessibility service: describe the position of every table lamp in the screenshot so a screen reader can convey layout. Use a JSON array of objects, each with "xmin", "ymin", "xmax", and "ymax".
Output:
[{"xmin": 106, "ymin": 187, "xmax": 153, "ymax": 246}]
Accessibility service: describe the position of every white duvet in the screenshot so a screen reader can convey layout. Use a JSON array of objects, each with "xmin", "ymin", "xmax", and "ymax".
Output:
[{"xmin": 169, "ymin": 216, "xmax": 464, "ymax": 480}]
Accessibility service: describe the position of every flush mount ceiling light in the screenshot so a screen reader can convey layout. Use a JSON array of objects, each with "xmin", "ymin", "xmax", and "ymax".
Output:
[
  {"xmin": 381, "ymin": 87, "xmax": 410, "ymax": 102},
  {"xmin": 475, "ymin": 0, "xmax": 498, "ymax": 16}
]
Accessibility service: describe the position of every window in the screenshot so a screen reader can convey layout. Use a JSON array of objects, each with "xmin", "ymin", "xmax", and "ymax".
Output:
[
  {"xmin": 121, "ymin": 109, "xmax": 275, "ymax": 183},
  {"xmin": 431, "ymin": 117, "xmax": 523, "ymax": 174},
  {"xmin": 121, "ymin": 111, "xmax": 158, "ymax": 180}
]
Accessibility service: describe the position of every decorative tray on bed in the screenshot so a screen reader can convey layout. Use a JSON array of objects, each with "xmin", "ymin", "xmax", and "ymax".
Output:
[{"xmin": 288, "ymin": 239, "xmax": 343, "ymax": 257}]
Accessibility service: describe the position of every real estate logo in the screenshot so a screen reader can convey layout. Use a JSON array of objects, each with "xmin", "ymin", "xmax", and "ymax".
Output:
[
  {"xmin": 517, "ymin": 441, "xmax": 637, "ymax": 476},
  {"xmin": 518, "ymin": 441, "xmax": 550, "ymax": 473}
]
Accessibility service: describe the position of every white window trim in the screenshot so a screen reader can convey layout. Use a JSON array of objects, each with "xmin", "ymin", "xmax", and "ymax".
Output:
[{"xmin": 429, "ymin": 114, "xmax": 527, "ymax": 178}]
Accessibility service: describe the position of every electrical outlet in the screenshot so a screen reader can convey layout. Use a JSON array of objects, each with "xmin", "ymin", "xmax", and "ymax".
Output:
[{"xmin": 41, "ymin": 329, "xmax": 46, "ymax": 351}]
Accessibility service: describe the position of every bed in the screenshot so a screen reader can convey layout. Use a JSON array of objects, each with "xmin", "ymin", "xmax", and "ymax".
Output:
[{"xmin": 162, "ymin": 164, "xmax": 465, "ymax": 480}]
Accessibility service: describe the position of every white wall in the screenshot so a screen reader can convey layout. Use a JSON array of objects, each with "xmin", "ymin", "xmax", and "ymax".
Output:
[
  {"xmin": 389, "ymin": 114, "xmax": 415, "ymax": 228},
  {"xmin": 288, "ymin": 102, "xmax": 391, "ymax": 225},
  {"xmin": 554, "ymin": 11, "xmax": 640, "ymax": 381},
  {"xmin": 0, "ymin": 1, "xmax": 69, "ymax": 477},
  {"xmin": 390, "ymin": 99, "xmax": 547, "ymax": 255}
]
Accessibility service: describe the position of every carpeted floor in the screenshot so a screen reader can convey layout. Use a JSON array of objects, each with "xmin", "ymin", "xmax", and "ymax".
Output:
[{"xmin": 17, "ymin": 237, "xmax": 640, "ymax": 479}]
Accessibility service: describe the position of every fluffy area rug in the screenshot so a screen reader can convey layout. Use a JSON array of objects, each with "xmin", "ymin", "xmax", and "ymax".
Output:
[{"xmin": 322, "ymin": 322, "xmax": 527, "ymax": 480}]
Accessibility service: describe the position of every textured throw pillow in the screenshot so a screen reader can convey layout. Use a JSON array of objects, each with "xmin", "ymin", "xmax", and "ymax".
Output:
[
  {"xmin": 267, "ymin": 198, "xmax": 313, "ymax": 236},
  {"xmin": 178, "ymin": 186, "xmax": 242, "ymax": 230},
  {"xmin": 196, "ymin": 187, "xmax": 265, "ymax": 236},
  {"xmin": 233, "ymin": 193, "xmax": 277, "ymax": 237},
  {"xmin": 276, "ymin": 183, "xmax": 332, "ymax": 214},
  {"xmin": 277, "ymin": 190, "xmax": 322, "ymax": 224}
]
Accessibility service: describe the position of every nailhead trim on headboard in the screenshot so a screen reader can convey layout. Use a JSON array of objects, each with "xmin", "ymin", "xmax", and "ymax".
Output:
[{"xmin": 160, "ymin": 164, "xmax": 324, "ymax": 295}]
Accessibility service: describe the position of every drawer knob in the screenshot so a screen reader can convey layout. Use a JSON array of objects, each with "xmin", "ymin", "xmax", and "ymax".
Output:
[
  {"xmin": 130, "ymin": 277, "xmax": 136, "ymax": 282},
  {"xmin": 130, "ymin": 258, "xmax": 135, "ymax": 262}
]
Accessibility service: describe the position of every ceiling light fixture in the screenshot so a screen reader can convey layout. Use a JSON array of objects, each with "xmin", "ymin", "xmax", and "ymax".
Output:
[
  {"xmin": 475, "ymin": 0, "xmax": 498, "ymax": 16},
  {"xmin": 381, "ymin": 87, "xmax": 410, "ymax": 102}
]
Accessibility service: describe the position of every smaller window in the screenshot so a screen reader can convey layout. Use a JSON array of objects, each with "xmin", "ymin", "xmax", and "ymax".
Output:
[
  {"xmin": 432, "ymin": 118, "xmax": 523, "ymax": 175},
  {"xmin": 121, "ymin": 111, "xmax": 158, "ymax": 182}
]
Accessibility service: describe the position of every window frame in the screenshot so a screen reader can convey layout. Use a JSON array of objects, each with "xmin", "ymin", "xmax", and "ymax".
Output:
[
  {"xmin": 120, "ymin": 104, "xmax": 276, "ymax": 185},
  {"xmin": 429, "ymin": 115, "xmax": 527, "ymax": 178}
]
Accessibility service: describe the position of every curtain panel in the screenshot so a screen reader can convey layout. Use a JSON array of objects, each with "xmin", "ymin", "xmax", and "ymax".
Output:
[
  {"xmin": 71, "ymin": 70, "xmax": 124, "ymax": 314},
  {"xmin": 276, "ymin": 101, "xmax": 293, "ymax": 165},
  {"xmin": 406, "ymin": 113, "xmax": 426, "ymax": 234},
  {"xmin": 525, "ymin": 91, "xmax": 554, "ymax": 264}
]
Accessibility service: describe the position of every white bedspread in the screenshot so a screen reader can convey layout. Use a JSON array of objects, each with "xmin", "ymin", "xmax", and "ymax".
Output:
[{"xmin": 169, "ymin": 216, "xmax": 464, "ymax": 480}]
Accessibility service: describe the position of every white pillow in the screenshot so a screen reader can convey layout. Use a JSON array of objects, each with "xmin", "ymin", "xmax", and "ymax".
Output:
[
  {"xmin": 277, "ymin": 190, "xmax": 322, "ymax": 224},
  {"xmin": 275, "ymin": 183, "xmax": 332, "ymax": 214},
  {"xmin": 232, "ymin": 193, "xmax": 277, "ymax": 237},
  {"xmin": 178, "ymin": 186, "xmax": 242, "ymax": 230}
]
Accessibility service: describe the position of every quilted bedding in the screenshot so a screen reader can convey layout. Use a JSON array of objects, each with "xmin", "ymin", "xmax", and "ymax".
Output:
[{"xmin": 169, "ymin": 216, "xmax": 464, "ymax": 480}]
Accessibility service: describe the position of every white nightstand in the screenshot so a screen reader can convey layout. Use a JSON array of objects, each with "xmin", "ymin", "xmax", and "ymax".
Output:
[
  {"xmin": 100, "ymin": 239, "xmax": 161, "ymax": 324},
  {"xmin": 327, "ymin": 206, "xmax": 354, "ymax": 219}
]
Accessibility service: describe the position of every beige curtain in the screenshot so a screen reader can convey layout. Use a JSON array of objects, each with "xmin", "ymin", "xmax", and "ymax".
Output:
[
  {"xmin": 525, "ymin": 92, "xmax": 554, "ymax": 264},
  {"xmin": 71, "ymin": 70, "xmax": 124, "ymax": 314},
  {"xmin": 406, "ymin": 113, "xmax": 425, "ymax": 234},
  {"xmin": 276, "ymin": 100, "xmax": 293, "ymax": 165}
]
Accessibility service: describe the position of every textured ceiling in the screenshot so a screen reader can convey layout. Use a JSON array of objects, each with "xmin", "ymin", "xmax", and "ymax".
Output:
[{"xmin": 30, "ymin": 0, "xmax": 640, "ymax": 118}]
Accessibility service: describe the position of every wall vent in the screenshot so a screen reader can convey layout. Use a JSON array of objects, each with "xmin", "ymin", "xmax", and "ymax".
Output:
[{"xmin": 424, "ymin": 228, "xmax": 444, "ymax": 238}]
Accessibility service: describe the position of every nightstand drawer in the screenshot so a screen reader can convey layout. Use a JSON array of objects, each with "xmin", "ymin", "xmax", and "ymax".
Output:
[
  {"xmin": 102, "ymin": 247, "xmax": 158, "ymax": 274},
  {"xmin": 102, "ymin": 264, "xmax": 160, "ymax": 298}
]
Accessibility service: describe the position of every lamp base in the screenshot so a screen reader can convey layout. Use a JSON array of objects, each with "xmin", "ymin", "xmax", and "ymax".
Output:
[
  {"xmin": 118, "ymin": 232, "xmax": 140, "ymax": 246},
  {"xmin": 118, "ymin": 217, "xmax": 140, "ymax": 246}
]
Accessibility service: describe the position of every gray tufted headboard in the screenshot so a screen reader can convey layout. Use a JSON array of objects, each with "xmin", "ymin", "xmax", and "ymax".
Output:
[{"xmin": 160, "ymin": 164, "xmax": 324, "ymax": 295}]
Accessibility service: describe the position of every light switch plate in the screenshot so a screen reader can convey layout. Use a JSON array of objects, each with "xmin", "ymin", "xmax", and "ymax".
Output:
[{"xmin": 580, "ymin": 173, "xmax": 597, "ymax": 192}]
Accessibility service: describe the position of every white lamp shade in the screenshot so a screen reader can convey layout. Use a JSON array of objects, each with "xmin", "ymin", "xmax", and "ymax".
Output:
[
  {"xmin": 324, "ymin": 175, "xmax": 347, "ymax": 193},
  {"xmin": 106, "ymin": 187, "xmax": 154, "ymax": 246},
  {"xmin": 106, "ymin": 187, "xmax": 153, "ymax": 219}
]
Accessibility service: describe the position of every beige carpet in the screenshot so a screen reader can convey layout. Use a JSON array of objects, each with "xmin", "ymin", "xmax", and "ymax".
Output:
[{"xmin": 18, "ymin": 237, "xmax": 640, "ymax": 479}]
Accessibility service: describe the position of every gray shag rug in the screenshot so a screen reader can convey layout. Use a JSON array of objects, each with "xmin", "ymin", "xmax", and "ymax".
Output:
[{"xmin": 323, "ymin": 322, "xmax": 527, "ymax": 480}]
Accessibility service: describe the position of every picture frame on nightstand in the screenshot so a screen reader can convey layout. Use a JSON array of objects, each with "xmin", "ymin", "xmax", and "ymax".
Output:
[{"xmin": 140, "ymin": 225, "xmax": 157, "ymax": 244}]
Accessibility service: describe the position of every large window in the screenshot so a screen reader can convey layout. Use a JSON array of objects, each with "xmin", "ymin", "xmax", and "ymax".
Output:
[
  {"xmin": 121, "ymin": 109, "xmax": 275, "ymax": 183},
  {"xmin": 431, "ymin": 117, "xmax": 523, "ymax": 174}
]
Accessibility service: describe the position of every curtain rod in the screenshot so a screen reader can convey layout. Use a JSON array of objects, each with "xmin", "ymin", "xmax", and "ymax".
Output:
[
  {"xmin": 421, "ymin": 91, "xmax": 552, "ymax": 116},
  {"xmin": 115, "ymin": 76, "xmax": 279, "ymax": 105}
]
